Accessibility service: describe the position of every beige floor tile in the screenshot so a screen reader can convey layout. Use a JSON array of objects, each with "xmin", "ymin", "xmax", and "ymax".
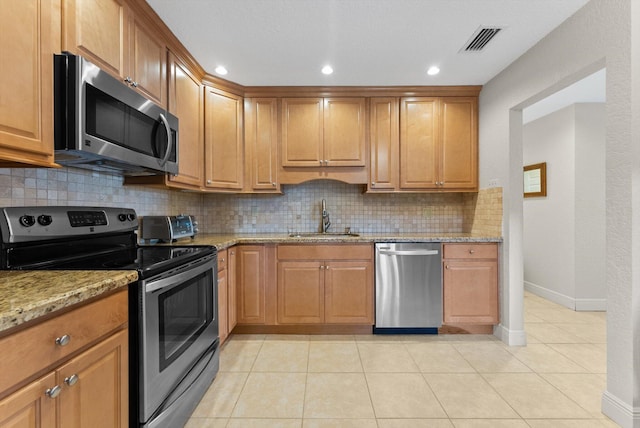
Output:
[
  {"xmin": 528, "ymin": 308, "xmax": 601, "ymax": 324},
  {"xmin": 265, "ymin": 334, "xmax": 310, "ymax": 341},
  {"xmin": 308, "ymin": 342, "xmax": 362, "ymax": 372},
  {"xmin": 525, "ymin": 323, "xmax": 586, "ymax": 344},
  {"xmin": 377, "ymin": 419, "xmax": 454, "ymax": 428},
  {"xmin": 252, "ymin": 341, "xmax": 309, "ymax": 372},
  {"xmin": 226, "ymin": 418, "xmax": 302, "ymax": 428},
  {"xmin": 220, "ymin": 341, "xmax": 263, "ymax": 372},
  {"xmin": 425, "ymin": 373, "xmax": 519, "ymax": 419},
  {"xmin": 184, "ymin": 418, "xmax": 229, "ymax": 428},
  {"xmin": 524, "ymin": 311, "xmax": 546, "ymax": 323},
  {"xmin": 406, "ymin": 343, "xmax": 476, "ymax": 373},
  {"xmin": 366, "ymin": 373, "xmax": 447, "ymax": 418},
  {"xmin": 357, "ymin": 343, "xmax": 419, "ymax": 372},
  {"xmin": 525, "ymin": 420, "xmax": 609, "ymax": 428},
  {"xmin": 308, "ymin": 335, "xmax": 356, "ymax": 342},
  {"xmin": 505, "ymin": 343, "xmax": 587, "ymax": 373},
  {"xmin": 451, "ymin": 420, "xmax": 529, "ymax": 428},
  {"xmin": 540, "ymin": 373, "xmax": 607, "ymax": 418},
  {"xmin": 232, "ymin": 372, "xmax": 306, "ymax": 418},
  {"xmin": 304, "ymin": 373, "xmax": 374, "ymax": 419},
  {"xmin": 553, "ymin": 323, "xmax": 607, "ymax": 343},
  {"xmin": 302, "ymin": 419, "xmax": 378, "ymax": 427},
  {"xmin": 191, "ymin": 372, "xmax": 248, "ymax": 417},
  {"xmin": 452, "ymin": 342, "xmax": 531, "ymax": 373},
  {"xmin": 548, "ymin": 343, "xmax": 607, "ymax": 373},
  {"xmin": 483, "ymin": 373, "xmax": 591, "ymax": 419}
]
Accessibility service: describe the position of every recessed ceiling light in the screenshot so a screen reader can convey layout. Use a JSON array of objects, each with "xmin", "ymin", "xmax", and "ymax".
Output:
[
  {"xmin": 427, "ymin": 66, "xmax": 440, "ymax": 76},
  {"xmin": 321, "ymin": 65, "xmax": 334, "ymax": 75},
  {"xmin": 215, "ymin": 66, "xmax": 228, "ymax": 76}
]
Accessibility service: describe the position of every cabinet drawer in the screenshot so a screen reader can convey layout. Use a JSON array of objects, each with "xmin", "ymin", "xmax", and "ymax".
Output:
[
  {"xmin": 0, "ymin": 290, "xmax": 127, "ymax": 394},
  {"xmin": 278, "ymin": 244, "xmax": 372, "ymax": 261},
  {"xmin": 218, "ymin": 249, "xmax": 228, "ymax": 271},
  {"xmin": 443, "ymin": 243, "xmax": 497, "ymax": 260}
]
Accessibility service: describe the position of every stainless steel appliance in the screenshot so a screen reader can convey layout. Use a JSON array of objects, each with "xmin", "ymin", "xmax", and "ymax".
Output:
[
  {"xmin": 0, "ymin": 206, "xmax": 218, "ymax": 428},
  {"xmin": 141, "ymin": 214, "xmax": 198, "ymax": 242},
  {"xmin": 374, "ymin": 243, "xmax": 443, "ymax": 333},
  {"xmin": 54, "ymin": 53, "xmax": 179, "ymax": 175}
]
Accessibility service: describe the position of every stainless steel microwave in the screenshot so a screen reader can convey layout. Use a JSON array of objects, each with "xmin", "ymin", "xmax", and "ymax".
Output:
[{"xmin": 54, "ymin": 53, "xmax": 178, "ymax": 175}]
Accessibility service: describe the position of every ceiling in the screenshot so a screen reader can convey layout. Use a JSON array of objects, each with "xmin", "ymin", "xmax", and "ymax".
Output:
[{"xmin": 146, "ymin": 0, "xmax": 589, "ymax": 87}]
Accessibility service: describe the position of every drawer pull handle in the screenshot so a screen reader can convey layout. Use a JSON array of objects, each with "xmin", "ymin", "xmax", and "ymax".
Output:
[
  {"xmin": 469, "ymin": 249, "xmax": 475, "ymax": 254},
  {"xmin": 45, "ymin": 385, "xmax": 62, "ymax": 399},
  {"xmin": 65, "ymin": 374, "xmax": 79, "ymax": 387},
  {"xmin": 55, "ymin": 334, "xmax": 71, "ymax": 347}
]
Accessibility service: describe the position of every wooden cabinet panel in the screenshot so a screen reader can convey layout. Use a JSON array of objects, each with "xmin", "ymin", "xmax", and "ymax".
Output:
[
  {"xmin": 237, "ymin": 246, "xmax": 266, "ymax": 324},
  {"xmin": 245, "ymin": 98, "xmax": 279, "ymax": 192},
  {"xmin": 325, "ymin": 261, "xmax": 373, "ymax": 324},
  {"xmin": 277, "ymin": 244, "xmax": 372, "ymax": 261},
  {"xmin": 228, "ymin": 248, "xmax": 238, "ymax": 332},
  {"xmin": 440, "ymin": 97, "xmax": 477, "ymax": 190},
  {"xmin": 323, "ymin": 98, "xmax": 366, "ymax": 166},
  {"xmin": 369, "ymin": 98, "xmax": 399, "ymax": 191},
  {"xmin": 277, "ymin": 261, "xmax": 324, "ymax": 324},
  {"xmin": 0, "ymin": 0, "xmax": 58, "ymax": 167},
  {"xmin": 281, "ymin": 98, "xmax": 323, "ymax": 167},
  {"xmin": 130, "ymin": 16, "xmax": 166, "ymax": 108},
  {"xmin": 0, "ymin": 372, "xmax": 56, "ymax": 428},
  {"xmin": 400, "ymin": 97, "xmax": 439, "ymax": 189},
  {"xmin": 443, "ymin": 243, "xmax": 497, "ymax": 260},
  {"xmin": 218, "ymin": 268, "xmax": 228, "ymax": 344},
  {"xmin": 205, "ymin": 87, "xmax": 244, "ymax": 190}
]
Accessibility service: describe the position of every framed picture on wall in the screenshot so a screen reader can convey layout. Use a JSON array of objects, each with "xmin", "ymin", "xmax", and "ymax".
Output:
[{"xmin": 524, "ymin": 162, "xmax": 547, "ymax": 198}]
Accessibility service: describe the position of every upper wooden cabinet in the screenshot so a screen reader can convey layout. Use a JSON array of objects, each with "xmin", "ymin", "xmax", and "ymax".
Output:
[
  {"xmin": 369, "ymin": 97, "xmax": 399, "ymax": 191},
  {"xmin": 204, "ymin": 86, "xmax": 244, "ymax": 191},
  {"xmin": 399, "ymin": 97, "xmax": 478, "ymax": 191},
  {"xmin": 244, "ymin": 98, "xmax": 279, "ymax": 193},
  {"xmin": 0, "ymin": 0, "xmax": 59, "ymax": 167},
  {"xmin": 62, "ymin": 0, "xmax": 167, "ymax": 107}
]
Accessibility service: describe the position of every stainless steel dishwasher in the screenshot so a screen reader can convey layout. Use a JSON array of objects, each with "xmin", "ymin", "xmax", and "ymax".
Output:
[{"xmin": 374, "ymin": 243, "xmax": 442, "ymax": 333}]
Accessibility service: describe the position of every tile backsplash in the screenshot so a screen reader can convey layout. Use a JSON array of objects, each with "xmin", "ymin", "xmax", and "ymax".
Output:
[{"xmin": 1, "ymin": 168, "xmax": 502, "ymax": 235}]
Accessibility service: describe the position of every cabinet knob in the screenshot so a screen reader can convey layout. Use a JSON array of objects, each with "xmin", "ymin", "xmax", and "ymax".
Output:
[
  {"xmin": 371, "ymin": 182, "xmax": 376, "ymax": 187},
  {"xmin": 230, "ymin": 251, "xmax": 235, "ymax": 255},
  {"xmin": 272, "ymin": 182, "xmax": 277, "ymax": 187},
  {"xmin": 319, "ymin": 160, "xmax": 323, "ymax": 165},
  {"xmin": 324, "ymin": 160, "xmax": 329, "ymax": 165},
  {"xmin": 64, "ymin": 374, "xmax": 79, "ymax": 387},
  {"xmin": 207, "ymin": 179, "xmax": 212, "ymax": 184},
  {"xmin": 45, "ymin": 385, "xmax": 62, "ymax": 399},
  {"xmin": 469, "ymin": 249, "xmax": 475, "ymax": 254},
  {"xmin": 445, "ymin": 265, "xmax": 450, "ymax": 269},
  {"xmin": 221, "ymin": 258, "xmax": 225, "ymax": 263},
  {"xmin": 55, "ymin": 334, "xmax": 71, "ymax": 347},
  {"xmin": 131, "ymin": 81, "xmax": 138, "ymax": 88},
  {"xmin": 123, "ymin": 76, "xmax": 132, "ymax": 84}
]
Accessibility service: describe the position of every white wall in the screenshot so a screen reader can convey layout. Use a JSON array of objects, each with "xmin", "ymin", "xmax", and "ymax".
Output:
[
  {"xmin": 523, "ymin": 103, "xmax": 606, "ymax": 310},
  {"xmin": 478, "ymin": 0, "xmax": 640, "ymax": 425}
]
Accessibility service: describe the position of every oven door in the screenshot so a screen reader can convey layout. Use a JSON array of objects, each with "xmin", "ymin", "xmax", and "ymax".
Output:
[{"xmin": 139, "ymin": 254, "xmax": 218, "ymax": 423}]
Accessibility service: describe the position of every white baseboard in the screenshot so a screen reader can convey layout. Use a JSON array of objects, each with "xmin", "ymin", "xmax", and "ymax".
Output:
[
  {"xmin": 602, "ymin": 390, "xmax": 640, "ymax": 427},
  {"xmin": 494, "ymin": 324, "xmax": 527, "ymax": 346},
  {"xmin": 524, "ymin": 281, "xmax": 606, "ymax": 311}
]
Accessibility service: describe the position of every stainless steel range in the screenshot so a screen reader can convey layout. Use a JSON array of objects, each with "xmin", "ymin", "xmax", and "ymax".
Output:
[{"xmin": 0, "ymin": 206, "xmax": 219, "ymax": 428}]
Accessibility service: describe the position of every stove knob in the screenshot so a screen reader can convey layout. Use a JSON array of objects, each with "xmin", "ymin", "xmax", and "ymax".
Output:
[
  {"xmin": 118, "ymin": 214, "xmax": 127, "ymax": 222},
  {"xmin": 127, "ymin": 213, "xmax": 136, "ymax": 221},
  {"xmin": 37, "ymin": 215, "xmax": 53, "ymax": 226},
  {"xmin": 19, "ymin": 215, "xmax": 36, "ymax": 227}
]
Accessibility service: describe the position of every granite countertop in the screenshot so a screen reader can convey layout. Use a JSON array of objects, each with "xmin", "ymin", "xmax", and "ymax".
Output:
[{"xmin": 0, "ymin": 270, "xmax": 138, "ymax": 334}]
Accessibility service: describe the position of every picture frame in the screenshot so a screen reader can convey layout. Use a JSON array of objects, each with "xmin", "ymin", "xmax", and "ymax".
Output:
[{"xmin": 523, "ymin": 162, "xmax": 547, "ymax": 198}]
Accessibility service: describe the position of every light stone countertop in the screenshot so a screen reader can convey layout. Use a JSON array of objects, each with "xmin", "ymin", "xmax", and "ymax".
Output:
[{"xmin": 0, "ymin": 270, "xmax": 138, "ymax": 334}]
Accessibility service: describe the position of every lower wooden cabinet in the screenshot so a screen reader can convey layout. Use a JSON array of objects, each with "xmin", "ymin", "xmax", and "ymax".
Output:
[
  {"xmin": 0, "ymin": 372, "xmax": 56, "ymax": 428},
  {"xmin": 443, "ymin": 243, "xmax": 498, "ymax": 324},
  {"xmin": 218, "ymin": 247, "xmax": 238, "ymax": 344},
  {"xmin": 236, "ymin": 245, "xmax": 268, "ymax": 324}
]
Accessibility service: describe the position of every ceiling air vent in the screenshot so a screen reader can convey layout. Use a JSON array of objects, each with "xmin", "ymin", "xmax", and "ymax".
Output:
[{"xmin": 461, "ymin": 27, "xmax": 503, "ymax": 52}]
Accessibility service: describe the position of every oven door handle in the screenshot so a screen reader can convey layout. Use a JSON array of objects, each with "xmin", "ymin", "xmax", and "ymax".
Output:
[{"xmin": 145, "ymin": 258, "xmax": 214, "ymax": 293}]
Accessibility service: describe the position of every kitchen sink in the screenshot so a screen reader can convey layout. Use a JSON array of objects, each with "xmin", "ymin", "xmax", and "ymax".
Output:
[{"xmin": 288, "ymin": 232, "xmax": 360, "ymax": 238}]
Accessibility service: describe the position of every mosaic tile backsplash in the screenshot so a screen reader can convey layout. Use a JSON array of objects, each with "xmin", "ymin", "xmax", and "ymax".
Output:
[{"xmin": 1, "ymin": 168, "xmax": 502, "ymax": 235}]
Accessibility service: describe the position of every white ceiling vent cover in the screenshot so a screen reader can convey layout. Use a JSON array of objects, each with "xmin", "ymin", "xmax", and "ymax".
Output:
[{"xmin": 461, "ymin": 27, "xmax": 503, "ymax": 52}]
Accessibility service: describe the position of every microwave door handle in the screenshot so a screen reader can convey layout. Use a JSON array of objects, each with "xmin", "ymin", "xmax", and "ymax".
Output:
[{"xmin": 158, "ymin": 113, "xmax": 173, "ymax": 167}]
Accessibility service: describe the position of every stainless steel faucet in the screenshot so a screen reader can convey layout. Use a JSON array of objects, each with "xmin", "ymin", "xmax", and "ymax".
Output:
[{"xmin": 321, "ymin": 199, "xmax": 331, "ymax": 233}]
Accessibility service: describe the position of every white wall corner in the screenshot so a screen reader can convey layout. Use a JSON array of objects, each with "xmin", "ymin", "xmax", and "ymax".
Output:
[
  {"xmin": 601, "ymin": 390, "xmax": 640, "ymax": 428},
  {"xmin": 494, "ymin": 324, "xmax": 527, "ymax": 346},
  {"xmin": 524, "ymin": 280, "xmax": 576, "ymax": 309}
]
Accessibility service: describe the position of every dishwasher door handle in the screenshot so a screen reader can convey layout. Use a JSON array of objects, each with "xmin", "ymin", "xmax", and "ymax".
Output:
[{"xmin": 379, "ymin": 249, "xmax": 440, "ymax": 256}]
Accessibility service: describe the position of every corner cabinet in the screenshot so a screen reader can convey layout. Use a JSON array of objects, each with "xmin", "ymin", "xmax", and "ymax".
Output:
[
  {"xmin": 442, "ymin": 243, "xmax": 498, "ymax": 325},
  {"xmin": 0, "ymin": 0, "xmax": 59, "ymax": 168}
]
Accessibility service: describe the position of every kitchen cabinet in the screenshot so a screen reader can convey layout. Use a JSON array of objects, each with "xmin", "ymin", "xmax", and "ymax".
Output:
[
  {"xmin": 244, "ymin": 98, "xmax": 280, "ymax": 193},
  {"xmin": 0, "ymin": 289, "xmax": 128, "ymax": 427},
  {"xmin": 276, "ymin": 244, "xmax": 373, "ymax": 325},
  {"xmin": 0, "ymin": 0, "xmax": 59, "ymax": 168},
  {"xmin": 399, "ymin": 97, "xmax": 477, "ymax": 191},
  {"xmin": 204, "ymin": 86, "xmax": 244, "ymax": 191},
  {"xmin": 442, "ymin": 243, "xmax": 498, "ymax": 324},
  {"xmin": 62, "ymin": 0, "xmax": 167, "ymax": 107},
  {"xmin": 369, "ymin": 97, "xmax": 400, "ymax": 191},
  {"xmin": 236, "ymin": 245, "xmax": 268, "ymax": 324},
  {"xmin": 218, "ymin": 249, "xmax": 229, "ymax": 344}
]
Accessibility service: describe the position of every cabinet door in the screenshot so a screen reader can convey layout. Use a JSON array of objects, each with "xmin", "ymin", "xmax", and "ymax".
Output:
[
  {"xmin": 205, "ymin": 87, "xmax": 244, "ymax": 190},
  {"xmin": 369, "ymin": 98, "xmax": 399, "ymax": 191},
  {"xmin": 228, "ymin": 248, "xmax": 238, "ymax": 332},
  {"xmin": 62, "ymin": 0, "xmax": 129, "ymax": 80},
  {"xmin": 277, "ymin": 261, "xmax": 324, "ymax": 324},
  {"xmin": 440, "ymin": 97, "xmax": 478, "ymax": 190},
  {"xmin": 0, "ymin": 372, "xmax": 56, "ymax": 428},
  {"xmin": 218, "ymin": 268, "xmax": 228, "ymax": 344},
  {"xmin": 167, "ymin": 52, "xmax": 204, "ymax": 188},
  {"xmin": 0, "ymin": 0, "xmax": 58, "ymax": 167},
  {"xmin": 281, "ymin": 98, "xmax": 323, "ymax": 167},
  {"xmin": 130, "ymin": 16, "xmax": 166, "ymax": 108},
  {"xmin": 323, "ymin": 98, "xmax": 366, "ymax": 167},
  {"xmin": 245, "ymin": 98, "xmax": 279, "ymax": 191},
  {"xmin": 443, "ymin": 261, "xmax": 498, "ymax": 324},
  {"xmin": 237, "ymin": 246, "xmax": 266, "ymax": 324},
  {"xmin": 400, "ymin": 97, "xmax": 439, "ymax": 189},
  {"xmin": 325, "ymin": 261, "xmax": 373, "ymax": 324},
  {"xmin": 57, "ymin": 329, "xmax": 128, "ymax": 428}
]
